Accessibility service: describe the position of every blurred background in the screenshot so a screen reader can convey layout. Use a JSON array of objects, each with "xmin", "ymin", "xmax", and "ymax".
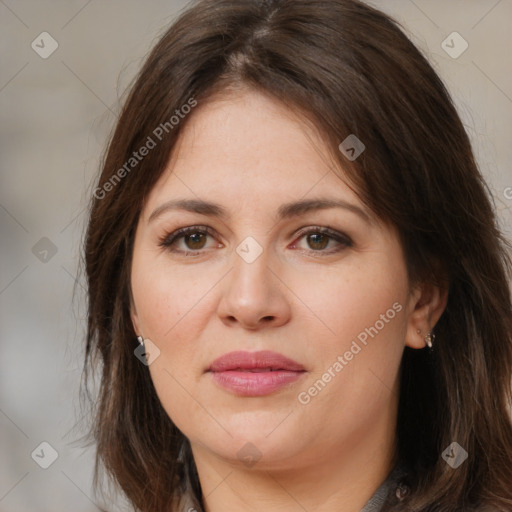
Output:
[{"xmin": 0, "ymin": 1, "xmax": 511, "ymax": 510}]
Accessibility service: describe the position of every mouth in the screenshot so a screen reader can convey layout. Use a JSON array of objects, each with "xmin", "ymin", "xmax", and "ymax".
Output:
[
  {"xmin": 229, "ymin": 368, "xmax": 287, "ymax": 372},
  {"xmin": 207, "ymin": 350, "xmax": 306, "ymax": 396},
  {"xmin": 208, "ymin": 350, "xmax": 305, "ymax": 372}
]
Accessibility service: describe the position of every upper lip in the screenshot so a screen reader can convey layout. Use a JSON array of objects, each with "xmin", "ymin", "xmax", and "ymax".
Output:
[{"xmin": 208, "ymin": 350, "xmax": 305, "ymax": 372}]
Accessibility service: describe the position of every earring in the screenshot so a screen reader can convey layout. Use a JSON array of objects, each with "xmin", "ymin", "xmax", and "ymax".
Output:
[
  {"xmin": 425, "ymin": 331, "xmax": 435, "ymax": 349},
  {"xmin": 137, "ymin": 336, "xmax": 144, "ymax": 347}
]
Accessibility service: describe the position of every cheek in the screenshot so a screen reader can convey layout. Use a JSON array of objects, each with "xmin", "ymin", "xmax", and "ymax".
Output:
[
  {"xmin": 291, "ymin": 256, "xmax": 408, "ymax": 420},
  {"xmin": 292, "ymin": 254, "xmax": 408, "ymax": 351},
  {"xmin": 130, "ymin": 250, "xmax": 222, "ymax": 403},
  {"xmin": 131, "ymin": 248, "xmax": 216, "ymax": 341},
  {"xmin": 131, "ymin": 259, "xmax": 218, "ymax": 435}
]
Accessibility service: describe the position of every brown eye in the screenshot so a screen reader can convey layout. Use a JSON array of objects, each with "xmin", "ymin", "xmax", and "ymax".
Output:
[
  {"xmin": 292, "ymin": 227, "xmax": 353, "ymax": 254},
  {"xmin": 159, "ymin": 226, "xmax": 219, "ymax": 255},
  {"xmin": 184, "ymin": 232, "xmax": 207, "ymax": 250},
  {"xmin": 306, "ymin": 233, "xmax": 330, "ymax": 251}
]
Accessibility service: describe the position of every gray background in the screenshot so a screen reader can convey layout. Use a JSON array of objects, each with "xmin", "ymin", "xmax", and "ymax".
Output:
[{"xmin": 1, "ymin": 1, "xmax": 511, "ymax": 511}]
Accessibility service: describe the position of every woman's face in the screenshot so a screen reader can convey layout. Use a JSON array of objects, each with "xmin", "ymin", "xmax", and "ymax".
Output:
[{"xmin": 130, "ymin": 88, "xmax": 425, "ymax": 471}]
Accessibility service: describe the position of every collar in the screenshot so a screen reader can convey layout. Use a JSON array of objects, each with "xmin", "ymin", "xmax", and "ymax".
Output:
[{"xmin": 360, "ymin": 461, "xmax": 410, "ymax": 512}]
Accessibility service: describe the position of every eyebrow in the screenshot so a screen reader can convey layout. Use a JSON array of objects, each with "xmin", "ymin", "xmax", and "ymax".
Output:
[{"xmin": 148, "ymin": 197, "xmax": 372, "ymax": 224}]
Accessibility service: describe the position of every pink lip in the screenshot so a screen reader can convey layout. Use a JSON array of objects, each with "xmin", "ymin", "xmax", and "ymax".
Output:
[{"xmin": 207, "ymin": 350, "xmax": 306, "ymax": 397}]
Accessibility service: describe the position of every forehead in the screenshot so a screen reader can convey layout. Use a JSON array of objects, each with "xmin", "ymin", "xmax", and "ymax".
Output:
[{"xmin": 142, "ymin": 88, "xmax": 364, "ymax": 218}]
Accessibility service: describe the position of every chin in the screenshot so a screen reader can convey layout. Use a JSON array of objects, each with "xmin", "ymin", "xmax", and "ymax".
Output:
[{"xmin": 195, "ymin": 415, "xmax": 307, "ymax": 466}]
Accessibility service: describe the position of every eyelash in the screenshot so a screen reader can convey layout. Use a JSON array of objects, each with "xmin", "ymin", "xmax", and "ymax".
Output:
[{"xmin": 158, "ymin": 225, "xmax": 353, "ymax": 257}]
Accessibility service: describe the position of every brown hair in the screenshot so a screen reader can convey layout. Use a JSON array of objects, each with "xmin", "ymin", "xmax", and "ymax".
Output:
[{"xmin": 83, "ymin": 0, "xmax": 512, "ymax": 510}]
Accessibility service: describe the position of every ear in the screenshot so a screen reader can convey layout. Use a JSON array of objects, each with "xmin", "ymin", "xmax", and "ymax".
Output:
[{"xmin": 404, "ymin": 281, "xmax": 448, "ymax": 349}]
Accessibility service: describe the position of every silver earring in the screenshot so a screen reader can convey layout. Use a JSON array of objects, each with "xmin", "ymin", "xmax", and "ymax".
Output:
[
  {"xmin": 425, "ymin": 331, "xmax": 435, "ymax": 349},
  {"xmin": 137, "ymin": 336, "xmax": 144, "ymax": 346}
]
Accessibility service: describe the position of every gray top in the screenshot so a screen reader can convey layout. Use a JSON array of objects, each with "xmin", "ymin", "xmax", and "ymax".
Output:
[{"xmin": 360, "ymin": 462, "xmax": 409, "ymax": 511}]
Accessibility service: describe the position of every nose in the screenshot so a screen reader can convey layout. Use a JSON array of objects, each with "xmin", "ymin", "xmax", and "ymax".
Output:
[{"xmin": 216, "ymin": 244, "xmax": 292, "ymax": 330}]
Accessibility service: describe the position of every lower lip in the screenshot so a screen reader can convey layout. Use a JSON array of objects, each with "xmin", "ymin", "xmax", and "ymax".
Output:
[{"xmin": 210, "ymin": 370, "xmax": 305, "ymax": 396}]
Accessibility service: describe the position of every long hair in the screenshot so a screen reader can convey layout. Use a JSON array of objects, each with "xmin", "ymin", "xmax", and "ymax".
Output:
[{"xmin": 83, "ymin": 1, "xmax": 512, "ymax": 510}]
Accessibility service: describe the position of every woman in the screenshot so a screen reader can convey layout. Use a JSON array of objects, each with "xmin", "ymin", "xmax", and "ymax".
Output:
[{"xmin": 83, "ymin": 0, "xmax": 512, "ymax": 511}]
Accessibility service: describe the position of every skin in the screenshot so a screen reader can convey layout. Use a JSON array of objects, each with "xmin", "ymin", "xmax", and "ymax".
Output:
[{"xmin": 130, "ymin": 87, "xmax": 447, "ymax": 512}]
